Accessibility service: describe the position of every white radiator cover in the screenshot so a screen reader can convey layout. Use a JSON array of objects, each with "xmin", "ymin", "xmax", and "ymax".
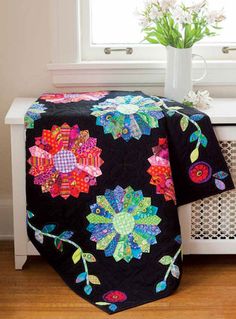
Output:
[{"xmin": 192, "ymin": 141, "xmax": 236, "ymax": 240}]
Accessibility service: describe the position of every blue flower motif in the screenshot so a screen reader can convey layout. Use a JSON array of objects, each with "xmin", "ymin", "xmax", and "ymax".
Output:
[
  {"xmin": 87, "ymin": 186, "xmax": 162, "ymax": 262},
  {"xmin": 24, "ymin": 102, "xmax": 47, "ymax": 129},
  {"xmin": 91, "ymin": 95, "xmax": 164, "ymax": 141}
]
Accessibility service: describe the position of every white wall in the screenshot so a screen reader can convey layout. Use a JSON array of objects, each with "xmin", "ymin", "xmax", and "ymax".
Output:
[
  {"xmin": 0, "ymin": 0, "xmax": 54, "ymax": 238},
  {"xmin": 1, "ymin": 0, "xmax": 236, "ymax": 239}
]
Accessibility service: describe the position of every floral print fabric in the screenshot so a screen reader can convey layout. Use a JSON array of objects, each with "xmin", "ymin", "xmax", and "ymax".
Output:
[
  {"xmin": 25, "ymin": 91, "xmax": 234, "ymax": 314},
  {"xmin": 87, "ymin": 186, "xmax": 161, "ymax": 262},
  {"xmin": 147, "ymin": 138, "xmax": 176, "ymax": 203},
  {"xmin": 40, "ymin": 91, "xmax": 109, "ymax": 104},
  {"xmin": 28, "ymin": 123, "xmax": 103, "ymax": 199},
  {"xmin": 91, "ymin": 95, "xmax": 164, "ymax": 141}
]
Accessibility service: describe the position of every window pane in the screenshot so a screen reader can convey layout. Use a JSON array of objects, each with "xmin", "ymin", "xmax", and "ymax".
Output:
[
  {"xmin": 90, "ymin": 0, "xmax": 144, "ymax": 44},
  {"xmin": 90, "ymin": 0, "xmax": 236, "ymax": 45},
  {"xmin": 203, "ymin": 0, "xmax": 236, "ymax": 43}
]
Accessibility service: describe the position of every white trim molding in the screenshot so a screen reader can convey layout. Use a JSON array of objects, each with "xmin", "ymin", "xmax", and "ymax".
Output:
[{"xmin": 47, "ymin": 60, "xmax": 236, "ymax": 87}]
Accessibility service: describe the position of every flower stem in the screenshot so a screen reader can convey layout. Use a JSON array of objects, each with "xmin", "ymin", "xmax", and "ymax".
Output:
[
  {"xmin": 161, "ymin": 102, "xmax": 202, "ymax": 150},
  {"xmin": 27, "ymin": 219, "xmax": 90, "ymax": 285},
  {"xmin": 164, "ymin": 247, "xmax": 182, "ymax": 282}
]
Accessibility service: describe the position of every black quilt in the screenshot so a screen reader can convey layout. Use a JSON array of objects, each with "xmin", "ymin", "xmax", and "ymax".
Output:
[{"xmin": 25, "ymin": 91, "xmax": 234, "ymax": 314}]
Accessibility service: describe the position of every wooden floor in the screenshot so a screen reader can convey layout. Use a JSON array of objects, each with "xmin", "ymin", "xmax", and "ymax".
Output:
[{"xmin": 1, "ymin": 241, "xmax": 236, "ymax": 319}]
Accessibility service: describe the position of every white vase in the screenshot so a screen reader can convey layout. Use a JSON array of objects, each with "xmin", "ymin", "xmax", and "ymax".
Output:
[{"xmin": 164, "ymin": 46, "xmax": 207, "ymax": 103}]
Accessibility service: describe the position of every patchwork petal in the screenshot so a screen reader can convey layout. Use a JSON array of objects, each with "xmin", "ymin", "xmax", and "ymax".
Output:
[{"xmin": 87, "ymin": 186, "xmax": 161, "ymax": 262}]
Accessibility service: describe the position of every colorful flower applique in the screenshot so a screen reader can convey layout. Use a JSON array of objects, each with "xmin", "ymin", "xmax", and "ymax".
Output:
[
  {"xmin": 91, "ymin": 95, "xmax": 164, "ymax": 141},
  {"xmin": 28, "ymin": 123, "xmax": 104, "ymax": 199},
  {"xmin": 87, "ymin": 186, "xmax": 161, "ymax": 263},
  {"xmin": 24, "ymin": 102, "xmax": 47, "ymax": 129},
  {"xmin": 96, "ymin": 290, "xmax": 127, "ymax": 312},
  {"xmin": 27, "ymin": 211, "xmax": 101, "ymax": 295},
  {"xmin": 147, "ymin": 138, "xmax": 176, "ymax": 203},
  {"xmin": 189, "ymin": 161, "xmax": 212, "ymax": 184},
  {"xmin": 189, "ymin": 161, "xmax": 229, "ymax": 190},
  {"xmin": 40, "ymin": 91, "xmax": 109, "ymax": 104},
  {"xmin": 155, "ymin": 235, "xmax": 182, "ymax": 293}
]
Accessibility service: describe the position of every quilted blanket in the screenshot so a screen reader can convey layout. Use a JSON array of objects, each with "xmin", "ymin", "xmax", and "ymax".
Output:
[{"xmin": 25, "ymin": 91, "xmax": 234, "ymax": 314}]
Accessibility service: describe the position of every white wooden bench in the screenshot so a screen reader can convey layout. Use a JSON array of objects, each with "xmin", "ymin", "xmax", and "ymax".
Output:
[{"xmin": 5, "ymin": 98, "xmax": 236, "ymax": 269}]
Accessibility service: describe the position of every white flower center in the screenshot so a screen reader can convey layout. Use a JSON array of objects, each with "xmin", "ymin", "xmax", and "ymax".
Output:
[
  {"xmin": 116, "ymin": 103, "xmax": 139, "ymax": 115},
  {"xmin": 53, "ymin": 150, "xmax": 77, "ymax": 173}
]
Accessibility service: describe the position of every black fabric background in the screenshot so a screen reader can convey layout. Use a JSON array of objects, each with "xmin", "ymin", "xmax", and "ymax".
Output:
[{"xmin": 26, "ymin": 91, "xmax": 234, "ymax": 314}]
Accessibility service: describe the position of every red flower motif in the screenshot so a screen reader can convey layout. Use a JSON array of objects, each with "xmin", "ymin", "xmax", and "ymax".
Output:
[
  {"xmin": 40, "ymin": 91, "xmax": 109, "ymax": 104},
  {"xmin": 189, "ymin": 161, "xmax": 212, "ymax": 184},
  {"xmin": 147, "ymin": 138, "xmax": 176, "ymax": 203},
  {"xmin": 27, "ymin": 123, "xmax": 103, "ymax": 199},
  {"xmin": 103, "ymin": 290, "xmax": 127, "ymax": 303}
]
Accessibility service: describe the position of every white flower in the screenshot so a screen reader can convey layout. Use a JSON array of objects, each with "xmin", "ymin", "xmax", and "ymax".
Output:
[
  {"xmin": 197, "ymin": 90, "xmax": 213, "ymax": 109},
  {"xmin": 139, "ymin": 16, "xmax": 151, "ymax": 28},
  {"xmin": 187, "ymin": 0, "xmax": 206, "ymax": 13},
  {"xmin": 149, "ymin": 5, "xmax": 163, "ymax": 20},
  {"xmin": 171, "ymin": 6, "xmax": 193, "ymax": 24},
  {"xmin": 160, "ymin": 0, "xmax": 177, "ymax": 12},
  {"xmin": 207, "ymin": 9, "xmax": 226, "ymax": 24},
  {"xmin": 184, "ymin": 90, "xmax": 212, "ymax": 110}
]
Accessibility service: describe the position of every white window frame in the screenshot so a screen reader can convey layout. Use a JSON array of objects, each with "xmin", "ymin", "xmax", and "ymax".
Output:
[{"xmin": 48, "ymin": 0, "xmax": 236, "ymax": 87}]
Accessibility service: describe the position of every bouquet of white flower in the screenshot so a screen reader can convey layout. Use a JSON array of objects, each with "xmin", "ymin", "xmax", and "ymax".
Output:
[{"xmin": 139, "ymin": 0, "xmax": 225, "ymax": 48}]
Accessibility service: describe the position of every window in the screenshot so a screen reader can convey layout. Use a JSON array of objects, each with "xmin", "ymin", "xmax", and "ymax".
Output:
[
  {"xmin": 81, "ymin": 0, "xmax": 236, "ymax": 61},
  {"xmin": 48, "ymin": 0, "xmax": 236, "ymax": 87}
]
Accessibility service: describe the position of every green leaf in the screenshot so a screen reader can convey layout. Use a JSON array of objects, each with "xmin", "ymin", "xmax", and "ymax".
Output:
[
  {"xmin": 95, "ymin": 302, "xmax": 111, "ymax": 306},
  {"xmin": 88, "ymin": 275, "xmax": 101, "ymax": 285},
  {"xmin": 27, "ymin": 211, "xmax": 34, "ymax": 219},
  {"xmin": 42, "ymin": 224, "xmax": 56, "ymax": 234},
  {"xmin": 159, "ymin": 255, "xmax": 173, "ymax": 265},
  {"xmin": 155, "ymin": 280, "xmax": 167, "ymax": 293},
  {"xmin": 190, "ymin": 131, "xmax": 200, "ymax": 143},
  {"xmin": 190, "ymin": 148, "xmax": 199, "ymax": 163},
  {"xmin": 180, "ymin": 116, "xmax": 189, "ymax": 132},
  {"xmin": 200, "ymin": 134, "xmax": 208, "ymax": 148},
  {"xmin": 82, "ymin": 253, "xmax": 96, "ymax": 263},
  {"xmin": 54, "ymin": 237, "xmax": 63, "ymax": 252},
  {"xmin": 72, "ymin": 247, "xmax": 82, "ymax": 264},
  {"xmin": 169, "ymin": 106, "xmax": 183, "ymax": 110},
  {"xmin": 167, "ymin": 111, "xmax": 175, "ymax": 117}
]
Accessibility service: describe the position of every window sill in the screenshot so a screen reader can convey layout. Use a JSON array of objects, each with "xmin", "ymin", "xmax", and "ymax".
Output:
[{"xmin": 47, "ymin": 60, "xmax": 236, "ymax": 87}]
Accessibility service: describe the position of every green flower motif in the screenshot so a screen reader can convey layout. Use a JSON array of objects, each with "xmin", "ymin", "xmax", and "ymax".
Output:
[
  {"xmin": 91, "ymin": 95, "xmax": 164, "ymax": 141},
  {"xmin": 87, "ymin": 186, "xmax": 162, "ymax": 262}
]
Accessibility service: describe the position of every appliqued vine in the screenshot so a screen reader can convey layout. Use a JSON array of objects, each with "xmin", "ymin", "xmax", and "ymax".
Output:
[
  {"xmin": 153, "ymin": 97, "xmax": 208, "ymax": 163},
  {"xmin": 155, "ymin": 235, "xmax": 182, "ymax": 293},
  {"xmin": 27, "ymin": 210, "xmax": 101, "ymax": 295}
]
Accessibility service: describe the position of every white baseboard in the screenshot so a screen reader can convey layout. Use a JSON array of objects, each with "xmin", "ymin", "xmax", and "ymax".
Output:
[{"xmin": 0, "ymin": 196, "xmax": 13, "ymax": 240}]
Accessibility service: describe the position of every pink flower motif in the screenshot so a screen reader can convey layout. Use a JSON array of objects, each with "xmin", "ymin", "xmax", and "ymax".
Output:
[
  {"xmin": 40, "ymin": 91, "xmax": 109, "ymax": 104},
  {"xmin": 27, "ymin": 123, "xmax": 104, "ymax": 199},
  {"xmin": 147, "ymin": 138, "xmax": 176, "ymax": 203}
]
